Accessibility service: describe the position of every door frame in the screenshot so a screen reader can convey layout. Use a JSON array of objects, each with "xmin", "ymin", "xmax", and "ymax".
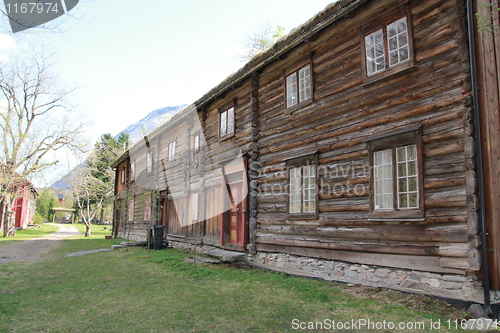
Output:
[{"xmin": 219, "ymin": 157, "xmax": 248, "ymax": 252}]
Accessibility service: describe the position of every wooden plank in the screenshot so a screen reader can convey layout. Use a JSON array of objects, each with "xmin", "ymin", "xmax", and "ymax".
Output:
[
  {"xmin": 256, "ymin": 233, "xmax": 468, "ymax": 257},
  {"xmin": 256, "ymin": 243, "xmax": 465, "ymax": 275},
  {"xmin": 257, "ymin": 223, "xmax": 468, "ymax": 243}
]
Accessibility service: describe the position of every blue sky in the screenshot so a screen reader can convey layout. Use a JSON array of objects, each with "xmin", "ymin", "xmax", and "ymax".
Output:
[{"xmin": 0, "ymin": 0, "xmax": 335, "ymax": 184}]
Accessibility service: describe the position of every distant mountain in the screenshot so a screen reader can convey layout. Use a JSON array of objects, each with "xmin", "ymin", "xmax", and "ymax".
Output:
[
  {"xmin": 119, "ymin": 105, "xmax": 186, "ymax": 144},
  {"xmin": 50, "ymin": 105, "xmax": 186, "ymax": 189}
]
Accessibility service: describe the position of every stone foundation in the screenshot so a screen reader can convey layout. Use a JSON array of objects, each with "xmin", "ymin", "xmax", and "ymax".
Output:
[
  {"xmin": 168, "ymin": 240, "xmax": 217, "ymax": 253},
  {"xmin": 246, "ymin": 251, "xmax": 496, "ymax": 303},
  {"xmin": 117, "ymin": 231, "xmax": 146, "ymax": 242}
]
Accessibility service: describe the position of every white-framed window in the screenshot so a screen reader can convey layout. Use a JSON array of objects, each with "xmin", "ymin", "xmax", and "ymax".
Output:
[
  {"xmin": 289, "ymin": 164, "xmax": 317, "ymax": 214},
  {"xmin": 168, "ymin": 141, "xmax": 176, "ymax": 162},
  {"xmin": 396, "ymin": 144, "xmax": 419, "ymax": 209},
  {"xmin": 131, "ymin": 161, "xmax": 135, "ymax": 179},
  {"xmin": 146, "ymin": 152, "xmax": 153, "ymax": 173},
  {"xmin": 120, "ymin": 169, "xmax": 125, "ymax": 184},
  {"xmin": 193, "ymin": 133, "xmax": 200, "ymax": 152},
  {"xmin": 286, "ymin": 64, "xmax": 311, "ymax": 108},
  {"xmin": 286, "ymin": 153, "xmax": 318, "ymax": 219},
  {"xmin": 361, "ymin": 8, "xmax": 413, "ymax": 83},
  {"xmin": 365, "ymin": 126, "xmax": 423, "ymax": 220},
  {"xmin": 220, "ymin": 107, "xmax": 235, "ymax": 139},
  {"xmin": 373, "ymin": 144, "xmax": 419, "ymax": 210},
  {"xmin": 365, "ymin": 17, "xmax": 410, "ymax": 76},
  {"xmin": 373, "ymin": 149, "xmax": 393, "ymax": 209}
]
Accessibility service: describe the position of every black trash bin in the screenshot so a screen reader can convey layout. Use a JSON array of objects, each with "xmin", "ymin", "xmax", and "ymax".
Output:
[{"xmin": 151, "ymin": 225, "xmax": 166, "ymax": 250}]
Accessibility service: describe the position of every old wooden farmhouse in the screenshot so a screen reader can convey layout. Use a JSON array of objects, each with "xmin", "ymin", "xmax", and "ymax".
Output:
[{"xmin": 113, "ymin": 0, "xmax": 500, "ymax": 308}]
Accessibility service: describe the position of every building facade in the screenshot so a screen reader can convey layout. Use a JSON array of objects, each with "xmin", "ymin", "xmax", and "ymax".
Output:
[{"xmin": 113, "ymin": 0, "xmax": 500, "ymax": 305}]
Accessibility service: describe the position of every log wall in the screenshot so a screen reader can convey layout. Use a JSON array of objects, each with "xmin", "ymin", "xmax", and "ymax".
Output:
[{"xmin": 254, "ymin": 0, "xmax": 479, "ymax": 275}]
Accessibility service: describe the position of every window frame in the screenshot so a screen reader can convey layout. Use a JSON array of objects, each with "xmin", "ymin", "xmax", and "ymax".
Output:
[
  {"xmin": 130, "ymin": 160, "xmax": 136, "ymax": 181},
  {"xmin": 365, "ymin": 125, "xmax": 424, "ymax": 220},
  {"xmin": 283, "ymin": 55, "xmax": 314, "ymax": 114},
  {"xmin": 146, "ymin": 151, "xmax": 153, "ymax": 174},
  {"xmin": 193, "ymin": 132, "xmax": 200, "ymax": 153},
  {"xmin": 191, "ymin": 131, "xmax": 201, "ymax": 169},
  {"xmin": 285, "ymin": 152, "xmax": 319, "ymax": 220},
  {"xmin": 219, "ymin": 101, "xmax": 236, "ymax": 141},
  {"xmin": 168, "ymin": 140, "xmax": 176, "ymax": 162},
  {"xmin": 360, "ymin": 6, "xmax": 414, "ymax": 85}
]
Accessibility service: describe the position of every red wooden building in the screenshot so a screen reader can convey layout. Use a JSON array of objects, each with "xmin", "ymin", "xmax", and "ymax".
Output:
[{"xmin": 13, "ymin": 181, "xmax": 37, "ymax": 229}]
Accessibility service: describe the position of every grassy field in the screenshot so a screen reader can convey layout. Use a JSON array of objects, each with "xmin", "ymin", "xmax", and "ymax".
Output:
[
  {"xmin": 0, "ymin": 223, "xmax": 60, "ymax": 246},
  {"xmin": 0, "ymin": 226, "xmax": 480, "ymax": 332}
]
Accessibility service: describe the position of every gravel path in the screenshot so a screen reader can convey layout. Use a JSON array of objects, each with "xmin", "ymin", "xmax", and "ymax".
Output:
[{"xmin": 0, "ymin": 224, "xmax": 81, "ymax": 264}]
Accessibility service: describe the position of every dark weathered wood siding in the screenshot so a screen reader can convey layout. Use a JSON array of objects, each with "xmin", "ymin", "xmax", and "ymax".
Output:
[
  {"xmin": 111, "ymin": 0, "xmax": 500, "ymax": 295},
  {"xmin": 253, "ymin": 0, "xmax": 479, "ymax": 275}
]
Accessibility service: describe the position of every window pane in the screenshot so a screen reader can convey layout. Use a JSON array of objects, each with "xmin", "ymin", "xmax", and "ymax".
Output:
[
  {"xmin": 365, "ymin": 29, "xmax": 385, "ymax": 76},
  {"xmin": 194, "ymin": 134, "xmax": 200, "ymax": 151},
  {"xmin": 220, "ymin": 111, "xmax": 227, "ymax": 137},
  {"xmin": 299, "ymin": 65, "xmax": 311, "ymax": 102},
  {"xmin": 303, "ymin": 165, "xmax": 316, "ymax": 213},
  {"xmin": 408, "ymin": 193, "xmax": 418, "ymax": 208},
  {"xmin": 168, "ymin": 142, "xmax": 176, "ymax": 161},
  {"xmin": 398, "ymin": 162, "xmax": 408, "ymax": 178},
  {"xmin": 373, "ymin": 149, "xmax": 393, "ymax": 209},
  {"xmin": 286, "ymin": 73, "xmax": 298, "ymax": 107},
  {"xmin": 289, "ymin": 167, "xmax": 301, "ymax": 213},
  {"xmin": 407, "ymin": 144, "xmax": 417, "ymax": 160},
  {"xmin": 388, "ymin": 17, "xmax": 409, "ymax": 67},
  {"xmin": 290, "ymin": 202, "xmax": 300, "ymax": 214},
  {"xmin": 408, "ymin": 176, "xmax": 418, "ymax": 192},
  {"xmin": 398, "ymin": 178, "xmax": 408, "ymax": 192},
  {"xmin": 407, "ymin": 160, "xmax": 417, "ymax": 176},
  {"xmin": 399, "ymin": 193, "xmax": 408, "ymax": 208},
  {"xmin": 396, "ymin": 144, "xmax": 419, "ymax": 209},
  {"xmin": 227, "ymin": 107, "xmax": 235, "ymax": 135},
  {"xmin": 147, "ymin": 152, "xmax": 152, "ymax": 172}
]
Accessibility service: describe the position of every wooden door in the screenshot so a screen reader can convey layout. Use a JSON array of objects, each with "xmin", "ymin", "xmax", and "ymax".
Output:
[
  {"xmin": 166, "ymin": 198, "xmax": 181, "ymax": 237},
  {"xmin": 228, "ymin": 182, "xmax": 243, "ymax": 244},
  {"xmin": 222, "ymin": 172, "xmax": 247, "ymax": 251}
]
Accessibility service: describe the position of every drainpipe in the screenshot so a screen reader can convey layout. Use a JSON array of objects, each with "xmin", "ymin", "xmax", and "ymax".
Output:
[{"xmin": 466, "ymin": 0, "xmax": 493, "ymax": 316}]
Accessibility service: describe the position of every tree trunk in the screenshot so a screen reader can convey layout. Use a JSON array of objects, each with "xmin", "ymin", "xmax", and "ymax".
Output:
[
  {"xmin": 99, "ymin": 206, "xmax": 104, "ymax": 225},
  {"xmin": 2, "ymin": 195, "xmax": 16, "ymax": 237},
  {"xmin": 85, "ymin": 222, "xmax": 92, "ymax": 237}
]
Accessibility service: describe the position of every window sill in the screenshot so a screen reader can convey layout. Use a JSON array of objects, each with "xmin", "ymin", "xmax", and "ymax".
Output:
[
  {"xmin": 219, "ymin": 133, "xmax": 235, "ymax": 142},
  {"xmin": 286, "ymin": 213, "xmax": 318, "ymax": 220},
  {"xmin": 362, "ymin": 60, "xmax": 416, "ymax": 86},
  {"xmin": 284, "ymin": 98, "xmax": 313, "ymax": 116},
  {"xmin": 368, "ymin": 209, "xmax": 424, "ymax": 221}
]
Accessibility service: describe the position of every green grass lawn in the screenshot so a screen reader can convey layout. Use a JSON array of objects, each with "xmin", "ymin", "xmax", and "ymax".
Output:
[
  {"xmin": 0, "ymin": 223, "xmax": 60, "ymax": 246},
  {"xmin": 0, "ymin": 231, "xmax": 478, "ymax": 333}
]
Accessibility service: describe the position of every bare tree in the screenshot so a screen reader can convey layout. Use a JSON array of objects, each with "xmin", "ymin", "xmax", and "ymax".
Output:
[
  {"xmin": 238, "ymin": 22, "xmax": 286, "ymax": 63},
  {"xmin": 72, "ymin": 134, "xmax": 125, "ymax": 237},
  {"xmin": 0, "ymin": 53, "xmax": 86, "ymax": 236},
  {"xmin": 72, "ymin": 159, "xmax": 110, "ymax": 237}
]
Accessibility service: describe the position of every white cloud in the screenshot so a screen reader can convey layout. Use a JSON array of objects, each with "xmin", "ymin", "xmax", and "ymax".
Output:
[{"xmin": 0, "ymin": 33, "xmax": 16, "ymax": 50}]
